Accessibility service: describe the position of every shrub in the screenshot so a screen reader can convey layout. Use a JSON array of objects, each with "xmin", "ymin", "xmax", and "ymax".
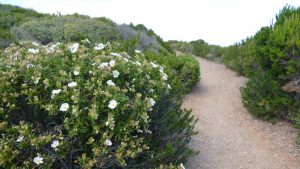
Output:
[
  {"xmin": 222, "ymin": 6, "xmax": 300, "ymax": 131},
  {"xmin": 190, "ymin": 40, "xmax": 210, "ymax": 57},
  {"xmin": 0, "ymin": 3, "xmax": 45, "ymax": 48},
  {"xmin": 172, "ymin": 55, "xmax": 200, "ymax": 93},
  {"xmin": 168, "ymin": 41, "xmax": 193, "ymax": 54},
  {"xmin": 222, "ymin": 44, "xmax": 245, "ymax": 74},
  {"xmin": 143, "ymin": 51, "xmax": 200, "ymax": 93},
  {"xmin": 168, "ymin": 40, "xmax": 223, "ymax": 63},
  {"xmin": 12, "ymin": 15, "xmax": 120, "ymax": 44},
  {"xmin": 0, "ymin": 4, "xmax": 173, "ymax": 54},
  {"xmin": 129, "ymin": 23, "xmax": 174, "ymax": 54},
  {"xmin": 0, "ymin": 41, "xmax": 197, "ymax": 168},
  {"xmin": 241, "ymin": 73, "xmax": 292, "ymax": 122},
  {"xmin": 117, "ymin": 24, "xmax": 160, "ymax": 54}
]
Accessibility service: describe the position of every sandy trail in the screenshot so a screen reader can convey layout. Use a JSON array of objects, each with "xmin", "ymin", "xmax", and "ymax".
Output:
[{"xmin": 183, "ymin": 57, "xmax": 300, "ymax": 169}]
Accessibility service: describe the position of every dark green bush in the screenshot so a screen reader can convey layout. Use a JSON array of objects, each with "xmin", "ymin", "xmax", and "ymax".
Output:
[
  {"xmin": 241, "ymin": 74, "xmax": 292, "ymax": 122},
  {"xmin": 222, "ymin": 5, "xmax": 300, "ymax": 130},
  {"xmin": 172, "ymin": 55, "xmax": 200, "ymax": 93},
  {"xmin": 222, "ymin": 44, "xmax": 246, "ymax": 75},
  {"xmin": 190, "ymin": 40, "xmax": 210, "ymax": 57}
]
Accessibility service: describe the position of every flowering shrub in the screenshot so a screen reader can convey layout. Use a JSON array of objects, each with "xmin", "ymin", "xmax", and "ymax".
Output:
[
  {"xmin": 0, "ymin": 41, "xmax": 196, "ymax": 168},
  {"xmin": 143, "ymin": 51, "xmax": 200, "ymax": 93}
]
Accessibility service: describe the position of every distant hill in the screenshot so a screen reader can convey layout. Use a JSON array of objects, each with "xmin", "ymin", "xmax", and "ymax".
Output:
[
  {"xmin": 0, "ymin": 3, "xmax": 173, "ymax": 54},
  {"xmin": 168, "ymin": 39, "xmax": 223, "ymax": 61}
]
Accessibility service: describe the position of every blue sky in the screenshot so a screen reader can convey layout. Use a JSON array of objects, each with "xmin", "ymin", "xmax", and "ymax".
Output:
[{"xmin": 1, "ymin": 0, "xmax": 300, "ymax": 46}]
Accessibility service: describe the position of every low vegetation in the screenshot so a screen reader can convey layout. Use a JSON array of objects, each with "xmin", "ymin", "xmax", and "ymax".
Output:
[
  {"xmin": 0, "ymin": 3, "xmax": 200, "ymax": 169},
  {"xmin": 0, "ymin": 41, "xmax": 197, "ymax": 168},
  {"xmin": 168, "ymin": 40, "xmax": 223, "ymax": 62},
  {"xmin": 221, "ymin": 6, "xmax": 300, "ymax": 127},
  {"xmin": 169, "ymin": 4, "xmax": 300, "ymax": 143}
]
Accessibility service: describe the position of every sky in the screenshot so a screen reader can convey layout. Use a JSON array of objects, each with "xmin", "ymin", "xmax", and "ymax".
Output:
[{"xmin": 1, "ymin": 0, "xmax": 300, "ymax": 46}]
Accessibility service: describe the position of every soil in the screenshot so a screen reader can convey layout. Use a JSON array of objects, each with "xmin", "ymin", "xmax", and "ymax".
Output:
[{"xmin": 183, "ymin": 57, "xmax": 300, "ymax": 169}]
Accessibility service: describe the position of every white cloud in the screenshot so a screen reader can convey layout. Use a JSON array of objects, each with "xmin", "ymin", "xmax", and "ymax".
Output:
[{"xmin": 2, "ymin": 0, "xmax": 300, "ymax": 46}]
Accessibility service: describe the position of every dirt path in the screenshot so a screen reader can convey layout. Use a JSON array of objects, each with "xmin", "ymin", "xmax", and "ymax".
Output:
[{"xmin": 183, "ymin": 57, "xmax": 300, "ymax": 169}]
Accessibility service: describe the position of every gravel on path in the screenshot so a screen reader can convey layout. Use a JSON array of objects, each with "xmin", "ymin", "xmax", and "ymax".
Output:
[{"xmin": 183, "ymin": 57, "xmax": 300, "ymax": 169}]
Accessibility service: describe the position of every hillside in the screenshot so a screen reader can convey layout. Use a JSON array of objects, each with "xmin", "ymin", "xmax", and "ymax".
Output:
[{"xmin": 0, "ymin": 3, "xmax": 173, "ymax": 55}]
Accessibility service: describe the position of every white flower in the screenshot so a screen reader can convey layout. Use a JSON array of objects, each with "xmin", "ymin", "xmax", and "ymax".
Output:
[
  {"xmin": 28, "ymin": 48, "xmax": 39, "ymax": 54},
  {"xmin": 51, "ymin": 89, "xmax": 61, "ymax": 98},
  {"xmin": 16, "ymin": 135, "xmax": 24, "ymax": 142},
  {"xmin": 112, "ymin": 70, "xmax": 120, "ymax": 78},
  {"xmin": 135, "ymin": 61, "xmax": 141, "ymax": 66},
  {"xmin": 161, "ymin": 73, "xmax": 168, "ymax": 81},
  {"xmin": 50, "ymin": 42, "xmax": 61, "ymax": 49},
  {"xmin": 73, "ymin": 70, "xmax": 80, "ymax": 76},
  {"xmin": 68, "ymin": 43, "xmax": 79, "ymax": 53},
  {"xmin": 51, "ymin": 140, "xmax": 59, "ymax": 149},
  {"xmin": 106, "ymin": 80, "xmax": 115, "ymax": 86},
  {"xmin": 45, "ymin": 45, "xmax": 54, "ymax": 53},
  {"xmin": 34, "ymin": 77, "xmax": 41, "ymax": 84},
  {"xmin": 135, "ymin": 49, "xmax": 142, "ymax": 54},
  {"xmin": 98, "ymin": 62, "xmax": 108, "ymax": 69},
  {"xmin": 99, "ymin": 62, "xmax": 109, "ymax": 69},
  {"xmin": 32, "ymin": 42, "xmax": 39, "ymax": 46},
  {"xmin": 167, "ymin": 84, "xmax": 172, "ymax": 89},
  {"xmin": 94, "ymin": 43, "xmax": 106, "ymax": 50},
  {"xmin": 104, "ymin": 139, "xmax": 112, "ymax": 146},
  {"xmin": 109, "ymin": 60, "xmax": 116, "ymax": 67},
  {"xmin": 180, "ymin": 163, "xmax": 185, "ymax": 169},
  {"xmin": 60, "ymin": 103, "xmax": 69, "ymax": 112},
  {"xmin": 150, "ymin": 62, "xmax": 158, "ymax": 68},
  {"xmin": 124, "ymin": 58, "xmax": 129, "ymax": 62},
  {"xmin": 47, "ymin": 42, "xmax": 61, "ymax": 53},
  {"xmin": 149, "ymin": 98, "xmax": 156, "ymax": 107},
  {"xmin": 26, "ymin": 63, "xmax": 35, "ymax": 69},
  {"xmin": 111, "ymin": 52, "xmax": 122, "ymax": 57},
  {"xmin": 68, "ymin": 82, "xmax": 77, "ymax": 88},
  {"xmin": 52, "ymin": 89, "xmax": 61, "ymax": 95},
  {"xmin": 108, "ymin": 100, "xmax": 118, "ymax": 109},
  {"xmin": 81, "ymin": 38, "xmax": 90, "ymax": 44},
  {"xmin": 33, "ymin": 156, "xmax": 43, "ymax": 165}
]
